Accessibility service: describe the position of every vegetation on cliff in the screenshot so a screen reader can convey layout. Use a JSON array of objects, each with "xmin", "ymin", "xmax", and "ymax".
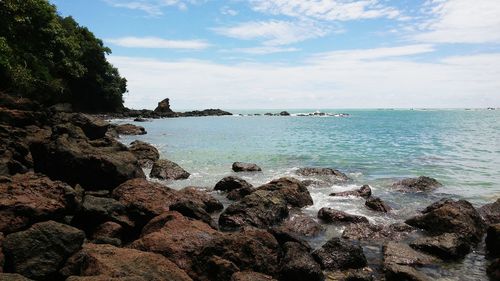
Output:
[{"xmin": 0, "ymin": 0, "xmax": 126, "ymax": 112}]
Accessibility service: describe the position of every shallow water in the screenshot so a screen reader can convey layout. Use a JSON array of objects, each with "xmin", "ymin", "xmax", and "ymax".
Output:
[{"xmin": 116, "ymin": 109, "xmax": 499, "ymax": 280}]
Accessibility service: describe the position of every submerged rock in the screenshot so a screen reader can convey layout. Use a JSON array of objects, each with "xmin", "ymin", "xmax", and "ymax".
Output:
[
  {"xmin": 330, "ymin": 185, "xmax": 371, "ymax": 198},
  {"xmin": 0, "ymin": 173, "xmax": 78, "ymax": 233},
  {"xmin": 342, "ymin": 222, "xmax": 415, "ymax": 242},
  {"xmin": 478, "ymin": 199, "xmax": 500, "ymax": 225},
  {"xmin": 279, "ymin": 242, "xmax": 324, "ymax": 281},
  {"xmin": 392, "ymin": 176, "xmax": 442, "ymax": 192},
  {"xmin": 3, "ymin": 221, "xmax": 85, "ymax": 280},
  {"xmin": 318, "ymin": 208, "xmax": 369, "ymax": 224},
  {"xmin": 114, "ymin": 123, "xmax": 146, "ymax": 135},
  {"xmin": 410, "ymin": 233, "xmax": 471, "ymax": 260},
  {"xmin": 60, "ymin": 243, "xmax": 192, "ymax": 281},
  {"xmin": 312, "ymin": 238, "xmax": 367, "ymax": 270},
  {"xmin": 232, "ymin": 162, "xmax": 262, "ymax": 172},
  {"xmin": 129, "ymin": 140, "xmax": 159, "ymax": 167},
  {"xmin": 365, "ymin": 197, "xmax": 392, "ymax": 213},
  {"xmin": 150, "ymin": 159, "xmax": 190, "ymax": 180}
]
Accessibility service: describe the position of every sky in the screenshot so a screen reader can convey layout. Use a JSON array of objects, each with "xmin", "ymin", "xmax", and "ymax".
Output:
[{"xmin": 50, "ymin": 0, "xmax": 500, "ymax": 110}]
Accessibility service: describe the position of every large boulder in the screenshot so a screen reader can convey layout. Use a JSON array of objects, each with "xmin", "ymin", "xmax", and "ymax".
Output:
[
  {"xmin": 30, "ymin": 129, "xmax": 145, "ymax": 190},
  {"xmin": 0, "ymin": 173, "xmax": 78, "ymax": 234},
  {"xmin": 150, "ymin": 159, "xmax": 190, "ymax": 180},
  {"xmin": 2, "ymin": 221, "xmax": 85, "ymax": 280},
  {"xmin": 318, "ymin": 208, "xmax": 369, "ymax": 224},
  {"xmin": 410, "ymin": 233, "xmax": 471, "ymax": 260},
  {"xmin": 114, "ymin": 123, "xmax": 146, "ymax": 135},
  {"xmin": 232, "ymin": 162, "xmax": 262, "ymax": 172},
  {"xmin": 215, "ymin": 176, "xmax": 253, "ymax": 192},
  {"xmin": 392, "ymin": 176, "xmax": 442, "ymax": 192},
  {"xmin": 256, "ymin": 177, "xmax": 313, "ymax": 208},
  {"xmin": 383, "ymin": 242, "xmax": 436, "ymax": 281},
  {"xmin": 365, "ymin": 197, "xmax": 392, "ymax": 213},
  {"xmin": 478, "ymin": 199, "xmax": 500, "ymax": 225},
  {"xmin": 192, "ymin": 229, "xmax": 280, "ymax": 281},
  {"xmin": 405, "ymin": 199, "xmax": 486, "ymax": 244},
  {"xmin": 130, "ymin": 211, "xmax": 221, "ymax": 271},
  {"xmin": 330, "ymin": 185, "xmax": 371, "ymax": 198},
  {"xmin": 60, "ymin": 243, "xmax": 192, "ymax": 281},
  {"xmin": 69, "ymin": 113, "xmax": 109, "ymax": 140},
  {"xmin": 129, "ymin": 140, "xmax": 159, "ymax": 167},
  {"xmin": 486, "ymin": 224, "xmax": 500, "ymax": 257},
  {"xmin": 177, "ymin": 187, "xmax": 223, "ymax": 213},
  {"xmin": 312, "ymin": 238, "xmax": 367, "ymax": 270},
  {"xmin": 296, "ymin": 167, "xmax": 350, "ymax": 183},
  {"xmin": 279, "ymin": 242, "xmax": 323, "ymax": 281},
  {"xmin": 218, "ymin": 190, "xmax": 289, "ymax": 231},
  {"xmin": 342, "ymin": 222, "xmax": 415, "ymax": 242}
]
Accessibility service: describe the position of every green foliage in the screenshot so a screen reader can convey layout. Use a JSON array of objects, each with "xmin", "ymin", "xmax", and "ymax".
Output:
[{"xmin": 0, "ymin": 0, "xmax": 127, "ymax": 112}]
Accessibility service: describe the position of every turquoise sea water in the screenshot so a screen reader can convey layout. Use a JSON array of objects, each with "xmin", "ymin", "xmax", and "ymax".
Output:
[{"xmin": 116, "ymin": 109, "xmax": 499, "ymax": 280}]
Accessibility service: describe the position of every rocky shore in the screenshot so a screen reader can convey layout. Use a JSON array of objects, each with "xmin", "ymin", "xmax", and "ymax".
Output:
[{"xmin": 0, "ymin": 94, "xmax": 499, "ymax": 281}]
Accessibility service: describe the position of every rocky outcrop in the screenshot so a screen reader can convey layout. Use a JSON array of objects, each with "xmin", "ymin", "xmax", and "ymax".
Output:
[
  {"xmin": 383, "ymin": 242, "xmax": 436, "ymax": 281},
  {"xmin": 479, "ymin": 199, "xmax": 500, "ymax": 225},
  {"xmin": 150, "ymin": 159, "xmax": 190, "ymax": 180},
  {"xmin": 312, "ymin": 238, "xmax": 367, "ymax": 270},
  {"xmin": 129, "ymin": 140, "xmax": 159, "ymax": 167},
  {"xmin": 232, "ymin": 162, "xmax": 262, "ymax": 172},
  {"xmin": 410, "ymin": 233, "xmax": 471, "ymax": 260},
  {"xmin": 154, "ymin": 98, "xmax": 175, "ymax": 115},
  {"xmin": 365, "ymin": 197, "xmax": 392, "ymax": 213},
  {"xmin": 192, "ymin": 229, "xmax": 280, "ymax": 281},
  {"xmin": 330, "ymin": 185, "xmax": 371, "ymax": 198},
  {"xmin": 69, "ymin": 113, "xmax": 109, "ymax": 140},
  {"xmin": 296, "ymin": 167, "xmax": 350, "ymax": 183},
  {"xmin": 486, "ymin": 224, "xmax": 500, "ymax": 257},
  {"xmin": 256, "ymin": 177, "xmax": 313, "ymax": 208},
  {"xmin": 318, "ymin": 208, "xmax": 369, "ymax": 224},
  {"xmin": 60, "ymin": 243, "xmax": 192, "ymax": 281},
  {"xmin": 0, "ymin": 173, "xmax": 78, "ymax": 234},
  {"xmin": 214, "ymin": 176, "xmax": 253, "ymax": 192},
  {"xmin": 392, "ymin": 176, "xmax": 442, "ymax": 192},
  {"xmin": 180, "ymin": 109, "xmax": 232, "ymax": 117},
  {"xmin": 279, "ymin": 242, "xmax": 323, "ymax": 281},
  {"xmin": 130, "ymin": 211, "xmax": 221, "ymax": 271},
  {"xmin": 2, "ymin": 221, "xmax": 85, "ymax": 280},
  {"xmin": 342, "ymin": 222, "xmax": 415, "ymax": 242},
  {"xmin": 114, "ymin": 123, "xmax": 146, "ymax": 135},
  {"xmin": 30, "ymin": 127, "xmax": 145, "ymax": 190},
  {"xmin": 405, "ymin": 199, "xmax": 486, "ymax": 244}
]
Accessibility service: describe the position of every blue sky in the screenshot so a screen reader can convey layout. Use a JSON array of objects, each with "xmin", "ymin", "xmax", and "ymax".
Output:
[{"xmin": 51, "ymin": 0, "xmax": 500, "ymax": 109}]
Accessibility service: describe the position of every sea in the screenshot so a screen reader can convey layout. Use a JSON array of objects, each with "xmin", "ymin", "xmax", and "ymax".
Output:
[{"xmin": 115, "ymin": 108, "xmax": 499, "ymax": 280}]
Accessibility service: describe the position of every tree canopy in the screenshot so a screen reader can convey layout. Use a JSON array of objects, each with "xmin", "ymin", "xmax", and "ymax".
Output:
[{"xmin": 0, "ymin": 0, "xmax": 127, "ymax": 112}]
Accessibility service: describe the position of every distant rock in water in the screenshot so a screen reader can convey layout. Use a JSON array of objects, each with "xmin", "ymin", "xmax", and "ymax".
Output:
[
  {"xmin": 180, "ymin": 109, "xmax": 232, "ymax": 117},
  {"xmin": 392, "ymin": 176, "xmax": 442, "ymax": 192},
  {"xmin": 154, "ymin": 98, "xmax": 175, "ymax": 116},
  {"xmin": 150, "ymin": 159, "xmax": 190, "ymax": 180},
  {"xmin": 114, "ymin": 123, "xmax": 146, "ymax": 135},
  {"xmin": 296, "ymin": 167, "xmax": 350, "ymax": 183},
  {"xmin": 232, "ymin": 162, "xmax": 262, "ymax": 172},
  {"xmin": 330, "ymin": 185, "xmax": 371, "ymax": 198},
  {"xmin": 279, "ymin": 111, "xmax": 290, "ymax": 116}
]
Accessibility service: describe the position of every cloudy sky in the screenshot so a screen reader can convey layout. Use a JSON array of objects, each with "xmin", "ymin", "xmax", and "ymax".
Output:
[{"xmin": 51, "ymin": 0, "xmax": 500, "ymax": 109}]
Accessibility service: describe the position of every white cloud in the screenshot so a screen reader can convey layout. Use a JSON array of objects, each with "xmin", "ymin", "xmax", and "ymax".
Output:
[
  {"xmin": 104, "ymin": 0, "xmax": 203, "ymax": 16},
  {"xmin": 213, "ymin": 20, "xmax": 330, "ymax": 46},
  {"xmin": 224, "ymin": 46, "xmax": 299, "ymax": 55},
  {"xmin": 107, "ymin": 37, "xmax": 210, "ymax": 50},
  {"xmin": 413, "ymin": 0, "xmax": 500, "ymax": 43},
  {"xmin": 220, "ymin": 6, "xmax": 239, "ymax": 16},
  {"xmin": 109, "ymin": 46, "xmax": 500, "ymax": 109},
  {"xmin": 249, "ymin": 0, "xmax": 401, "ymax": 21}
]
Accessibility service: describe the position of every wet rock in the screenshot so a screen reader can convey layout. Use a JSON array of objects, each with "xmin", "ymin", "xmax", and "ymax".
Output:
[
  {"xmin": 405, "ymin": 199, "xmax": 486, "ymax": 244},
  {"xmin": 192, "ymin": 228, "xmax": 280, "ymax": 280},
  {"xmin": 232, "ymin": 162, "xmax": 262, "ymax": 172},
  {"xmin": 90, "ymin": 221, "xmax": 123, "ymax": 246},
  {"xmin": 30, "ymin": 129, "xmax": 145, "ymax": 190},
  {"xmin": 486, "ymin": 224, "xmax": 500, "ymax": 257},
  {"xmin": 72, "ymin": 195, "xmax": 134, "ymax": 232},
  {"xmin": 129, "ymin": 140, "xmax": 159, "ymax": 167},
  {"xmin": 70, "ymin": 113, "xmax": 109, "ymax": 140},
  {"xmin": 279, "ymin": 213, "xmax": 323, "ymax": 237},
  {"xmin": 3, "ymin": 221, "xmax": 85, "ymax": 280},
  {"xmin": 257, "ymin": 177, "xmax": 313, "ymax": 208},
  {"xmin": 131, "ymin": 211, "xmax": 221, "ymax": 271},
  {"xmin": 215, "ymin": 176, "xmax": 253, "ymax": 192},
  {"xmin": 296, "ymin": 167, "xmax": 350, "ymax": 183},
  {"xmin": 479, "ymin": 199, "xmax": 500, "ymax": 225},
  {"xmin": 268, "ymin": 227, "xmax": 311, "ymax": 251},
  {"xmin": 169, "ymin": 201, "xmax": 217, "ymax": 229},
  {"xmin": 392, "ymin": 176, "xmax": 442, "ymax": 192},
  {"xmin": 330, "ymin": 185, "xmax": 372, "ymax": 198},
  {"xmin": 487, "ymin": 258, "xmax": 500, "ymax": 281},
  {"xmin": 218, "ymin": 190, "xmax": 289, "ymax": 230},
  {"xmin": 318, "ymin": 208, "xmax": 369, "ymax": 224},
  {"xmin": 410, "ymin": 233, "xmax": 471, "ymax": 260},
  {"xmin": 383, "ymin": 242, "xmax": 436, "ymax": 281},
  {"xmin": 231, "ymin": 271, "xmax": 276, "ymax": 281},
  {"xmin": 227, "ymin": 186, "xmax": 255, "ymax": 201},
  {"xmin": 60, "ymin": 243, "xmax": 192, "ymax": 281},
  {"xmin": 279, "ymin": 111, "xmax": 291, "ymax": 116},
  {"xmin": 279, "ymin": 242, "xmax": 324, "ymax": 281},
  {"xmin": 365, "ymin": 197, "xmax": 392, "ymax": 213},
  {"xmin": 150, "ymin": 159, "xmax": 190, "ymax": 180},
  {"xmin": 312, "ymin": 238, "xmax": 367, "ymax": 270},
  {"xmin": 342, "ymin": 222, "xmax": 415, "ymax": 242},
  {"xmin": 0, "ymin": 273, "xmax": 33, "ymax": 281},
  {"xmin": 177, "ymin": 187, "xmax": 223, "ymax": 213},
  {"xmin": 0, "ymin": 173, "xmax": 78, "ymax": 234},
  {"xmin": 114, "ymin": 123, "xmax": 146, "ymax": 135}
]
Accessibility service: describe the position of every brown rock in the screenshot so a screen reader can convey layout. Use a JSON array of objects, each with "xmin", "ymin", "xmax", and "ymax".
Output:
[
  {"xmin": 312, "ymin": 238, "xmax": 367, "ymax": 270},
  {"xmin": 232, "ymin": 162, "xmax": 262, "ymax": 172},
  {"xmin": 91, "ymin": 221, "xmax": 123, "ymax": 246},
  {"xmin": 365, "ymin": 197, "xmax": 392, "ymax": 213},
  {"xmin": 60, "ymin": 243, "xmax": 192, "ymax": 281},
  {"xmin": 69, "ymin": 113, "xmax": 109, "ymax": 140},
  {"xmin": 279, "ymin": 242, "xmax": 324, "ymax": 281},
  {"xmin": 177, "ymin": 187, "xmax": 223, "ymax": 213},
  {"xmin": 330, "ymin": 185, "xmax": 371, "ymax": 198},
  {"xmin": 227, "ymin": 186, "xmax": 255, "ymax": 201},
  {"xmin": 231, "ymin": 271, "xmax": 276, "ymax": 281},
  {"xmin": 0, "ymin": 173, "xmax": 78, "ymax": 234},
  {"xmin": 129, "ymin": 140, "xmax": 159, "ymax": 167},
  {"xmin": 383, "ymin": 242, "xmax": 436, "ymax": 281},
  {"xmin": 279, "ymin": 213, "xmax": 323, "ymax": 237},
  {"xmin": 256, "ymin": 177, "xmax": 313, "ymax": 208},
  {"xmin": 410, "ymin": 233, "xmax": 471, "ymax": 260},
  {"xmin": 214, "ymin": 176, "xmax": 253, "ymax": 192},
  {"xmin": 169, "ymin": 201, "xmax": 217, "ymax": 229},
  {"xmin": 0, "ymin": 273, "xmax": 33, "ymax": 281},
  {"xmin": 296, "ymin": 167, "xmax": 350, "ymax": 183},
  {"xmin": 72, "ymin": 195, "xmax": 134, "ymax": 232},
  {"xmin": 318, "ymin": 208, "xmax": 369, "ymax": 224},
  {"xmin": 0, "ymin": 232, "xmax": 4, "ymax": 272},
  {"xmin": 342, "ymin": 222, "xmax": 415, "ymax": 242},
  {"xmin": 150, "ymin": 159, "xmax": 190, "ymax": 180},
  {"xmin": 114, "ymin": 123, "xmax": 146, "ymax": 135},
  {"xmin": 130, "ymin": 211, "xmax": 221, "ymax": 271},
  {"xmin": 154, "ymin": 98, "xmax": 175, "ymax": 115},
  {"xmin": 392, "ymin": 176, "xmax": 442, "ymax": 192},
  {"xmin": 479, "ymin": 199, "xmax": 500, "ymax": 225}
]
